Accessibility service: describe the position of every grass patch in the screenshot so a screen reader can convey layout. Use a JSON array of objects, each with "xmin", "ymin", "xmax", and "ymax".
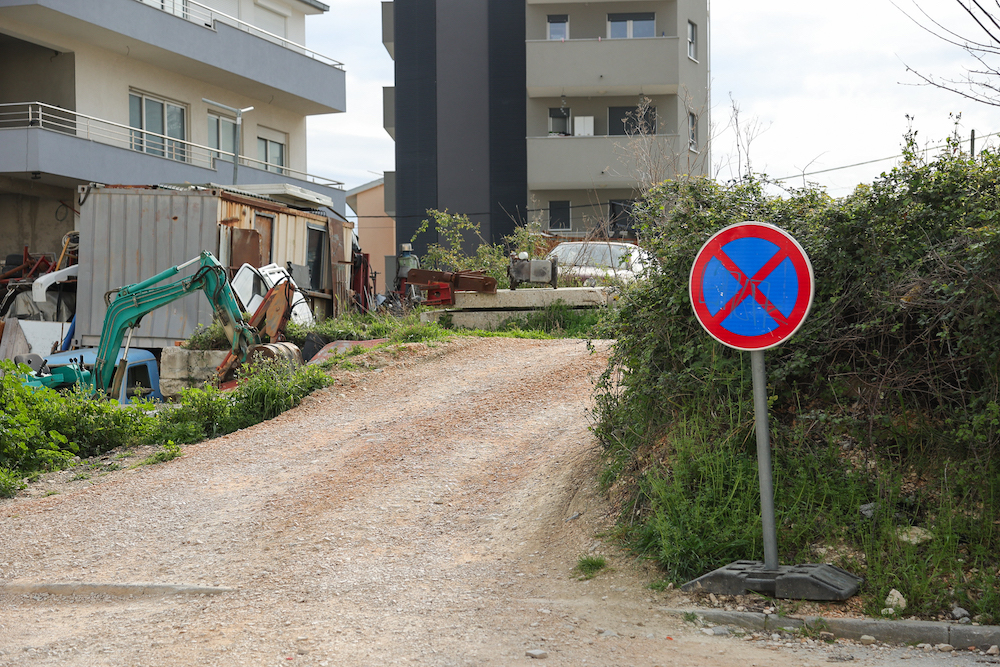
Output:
[
  {"xmin": 574, "ymin": 555, "xmax": 608, "ymax": 580},
  {"xmin": 138, "ymin": 442, "xmax": 183, "ymax": 466}
]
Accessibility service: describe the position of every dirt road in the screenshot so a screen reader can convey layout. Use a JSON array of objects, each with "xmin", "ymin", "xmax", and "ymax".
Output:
[{"xmin": 0, "ymin": 338, "xmax": 984, "ymax": 666}]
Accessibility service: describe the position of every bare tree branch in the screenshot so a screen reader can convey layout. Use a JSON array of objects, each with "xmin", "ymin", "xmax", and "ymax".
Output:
[{"xmin": 894, "ymin": 0, "xmax": 1000, "ymax": 106}]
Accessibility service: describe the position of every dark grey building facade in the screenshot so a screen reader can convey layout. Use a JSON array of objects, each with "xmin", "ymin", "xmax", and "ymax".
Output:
[{"xmin": 391, "ymin": 0, "xmax": 527, "ymax": 255}]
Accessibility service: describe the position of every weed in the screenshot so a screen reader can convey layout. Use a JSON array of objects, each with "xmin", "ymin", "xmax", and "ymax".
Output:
[
  {"xmin": 574, "ymin": 555, "xmax": 608, "ymax": 580},
  {"xmin": 43, "ymin": 490, "xmax": 59, "ymax": 497},
  {"xmin": 139, "ymin": 441, "xmax": 183, "ymax": 466},
  {"xmin": 683, "ymin": 612, "xmax": 699, "ymax": 623},
  {"xmin": 71, "ymin": 473, "xmax": 91, "ymax": 481},
  {"xmin": 0, "ymin": 467, "xmax": 24, "ymax": 498}
]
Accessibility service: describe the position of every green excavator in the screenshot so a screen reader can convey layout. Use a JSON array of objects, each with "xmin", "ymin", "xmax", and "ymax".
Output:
[{"xmin": 21, "ymin": 251, "xmax": 268, "ymax": 400}]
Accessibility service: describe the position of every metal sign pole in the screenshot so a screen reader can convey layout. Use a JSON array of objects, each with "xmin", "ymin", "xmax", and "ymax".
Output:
[
  {"xmin": 683, "ymin": 222, "xmax": 861, "ymax": 600},
  {"xmin": 751, "ymin": 349, "xmax": 778, "ymax": 571}
]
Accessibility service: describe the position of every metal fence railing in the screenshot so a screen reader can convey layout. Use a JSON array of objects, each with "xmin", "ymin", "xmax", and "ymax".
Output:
[
  {"xmin": 0, "ymin": 102, "xmax": 343, "ymax": 188},
  {"xmin": 134, "ymin": 0, "xmax": 344, "ymax": 70}
]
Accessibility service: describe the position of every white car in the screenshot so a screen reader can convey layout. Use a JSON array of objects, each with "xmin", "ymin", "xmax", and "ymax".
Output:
[
  {"xmin": 231, "ymin": 263, "xmax": 314, "ymax": 326},
  {"xmin": 546, "ymin": 241, "xmax": 652, "ymax": 285}
]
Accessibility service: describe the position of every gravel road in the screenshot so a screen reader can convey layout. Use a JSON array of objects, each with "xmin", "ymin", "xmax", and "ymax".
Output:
[{"xmin": 0, "ymin": 337, "xmax": 990, "ymax": 666}]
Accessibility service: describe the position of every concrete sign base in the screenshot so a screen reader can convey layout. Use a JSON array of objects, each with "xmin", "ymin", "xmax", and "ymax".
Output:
[{"xmin": 682, "ymin": 560, "xmax": 863, "ymax": 601}]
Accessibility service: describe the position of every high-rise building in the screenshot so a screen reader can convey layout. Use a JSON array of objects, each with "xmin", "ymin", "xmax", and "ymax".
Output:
[{"xmin": 382, "ymin": 0, "xmax": 710, "ymax": 254}]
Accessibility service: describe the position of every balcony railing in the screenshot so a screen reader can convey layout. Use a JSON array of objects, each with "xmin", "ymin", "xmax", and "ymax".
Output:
[
  {"xmin": 133, "ymin": 0, "xmax": 344, "ymax": 70},
  {"xmin": 0, "ymin": 102, "xmax": 343, "ymax": 188}
]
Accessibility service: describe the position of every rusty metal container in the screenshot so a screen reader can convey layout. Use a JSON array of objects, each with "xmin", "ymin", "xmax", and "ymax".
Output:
[{"xmin": 76, "ymin": 184, "xmax": 352, "ymax": 348}]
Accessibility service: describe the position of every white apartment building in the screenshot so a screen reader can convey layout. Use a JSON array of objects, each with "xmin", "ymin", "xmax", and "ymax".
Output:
[
  {"xmin": 382, "ymin": 0, "xmax": 709, "ymax": 251},
  {"xmin": 525, "ymin": 0, "xmax": 710, "ymax": 235},
  {"xmin": 0, "ymin": 0, "xmax": 346, "ymax": 260}
]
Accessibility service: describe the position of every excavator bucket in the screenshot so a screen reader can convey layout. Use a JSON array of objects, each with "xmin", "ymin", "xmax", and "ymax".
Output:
[{"xmin": 216, "ymin": 280, "xmax": 301, "ymax": 383}]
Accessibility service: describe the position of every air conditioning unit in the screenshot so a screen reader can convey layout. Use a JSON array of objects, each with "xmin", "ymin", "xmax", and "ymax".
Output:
[{"xmin": 574, "ymin": 116, "xmax": 594, "ymax": 137}]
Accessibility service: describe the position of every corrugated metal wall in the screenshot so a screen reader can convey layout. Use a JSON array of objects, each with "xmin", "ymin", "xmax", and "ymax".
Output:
[
  {"xmin": 77, "ymin": 188, "xmax": 221, "ymax": 348},
  {"xmin": 78, "ymin": 186, "xmax": 353, "ymax": 348}
]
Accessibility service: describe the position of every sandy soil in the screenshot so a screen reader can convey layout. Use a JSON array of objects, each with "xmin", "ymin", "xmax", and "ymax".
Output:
[{"xmin": 0, "ymin": 337, "xmax": 985, "ymax": 666}]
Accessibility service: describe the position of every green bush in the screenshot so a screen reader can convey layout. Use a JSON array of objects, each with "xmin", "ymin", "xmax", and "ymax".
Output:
[
  {"xmin": 0, "ymin": 356, "xmax": 333, "ymax": 484},
  {"xmin": 596, "ymin": 140, "xmax": 1000, "ymax": 617}
]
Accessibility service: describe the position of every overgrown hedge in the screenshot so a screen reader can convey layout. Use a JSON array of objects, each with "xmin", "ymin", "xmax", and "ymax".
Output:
[{"xmin": 596, "ymin": 140, "xmax": 1000, "ymax": 618}]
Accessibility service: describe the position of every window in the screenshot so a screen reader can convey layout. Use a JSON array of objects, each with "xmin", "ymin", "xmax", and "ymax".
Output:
[
  {"xmin": 609, "ymin": 200, "xmax": 638, "ymax": 238},
  {"xmin": 548, "ymin": 107, "xmax": 570, "ymax": 135},
  {"xmin": 608, "ymin": 13, "xmax": 654, "ymax": 39},
  {"xmin": 257, "ymin": 128, "xmax": 286, "ymax": 174},
  {"xmin": 689, "ymin": 112, "xmax": 698, "ymax": 150},
  {"xmin": 254, "ymin": 0, "xmax": 287, "ymax": 37},
  {"xmin": 306, "ymin": 225, "xmax": 328, "ymax": 291},
  {"xmin": 687, "ymin": 21, "xmax": 698, "ymax": 60},
  {"xmin": 549, "ymin": 201, "xmax": 570, "ymax": 231},
  {"xmin": 547, "ymin": 14, "xmax": 568, "ymax": 40},
  {"xmin": 129, "ymin": 92, "xmax": 186, "ymax": 161},
  {"xmin": 207, "ymin": 113, "xmax": 237, "ymax": 163},
  {"xmin": 609, "ymin": 105, "xmax": 657, "ymax": 136}
]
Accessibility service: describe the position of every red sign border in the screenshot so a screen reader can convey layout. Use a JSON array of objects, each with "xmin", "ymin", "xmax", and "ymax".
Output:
[{"xmin": 689, "ymin": 222, "xmax": 814, "ymax": 351}]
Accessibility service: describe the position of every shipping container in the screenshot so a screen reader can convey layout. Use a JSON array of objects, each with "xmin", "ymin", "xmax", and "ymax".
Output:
[{"xmin": 76, "ymin": 184, "xmax": 352, "ymax": 348}]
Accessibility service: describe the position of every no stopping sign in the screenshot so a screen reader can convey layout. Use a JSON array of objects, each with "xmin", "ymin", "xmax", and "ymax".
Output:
[{"xmin": 689, "ymin": 222, "xmax": 814, "ymax": 351}]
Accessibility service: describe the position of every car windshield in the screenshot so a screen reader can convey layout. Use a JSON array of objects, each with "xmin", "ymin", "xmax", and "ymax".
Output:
[{"xmin": 550, "ymin": 243, "xmax": 635, "ymax": 270}]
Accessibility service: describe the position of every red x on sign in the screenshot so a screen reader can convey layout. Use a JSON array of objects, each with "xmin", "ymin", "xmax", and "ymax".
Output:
[{"xmin": 689, "ymin": 222, "xmax": 814, "ymax": 351}]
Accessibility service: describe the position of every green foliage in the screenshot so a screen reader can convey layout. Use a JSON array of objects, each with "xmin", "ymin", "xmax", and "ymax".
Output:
[
  {"xmin": 139, "ymin": 441, "xmax": 183, "ymax": 466},
  {"xmin": 0, "ymin": 357, "xmax": 332, "ymax": 485},
  {"xmin": 165, "ymin": 358, "xmax": 332, "ymax": 438},
  {"xmin": 1, "ymin": 360, "xmax": 80, "ymax": 472},
  {"xmin": 499, "ymin": 301, "xmax": 603, "ymax": 338},
  {"xmin": 286, "ymin": 312, "xmax": 402, "ymax": 346},
  {"xmin": 411, "ymin": 210, "xmax": 547, "ymax": 290},
  {"xmin": 0, "ymin": 466, "xmax": 24, "ymax": 498},
  {"xmin": 181, "ymin": 320, "xmax": 234, "ymax": 350},
  {"xmin": 574, "ymin": 555, "xmax": 608, "ymax": 580},
  {"xmin": 596, "ymin": 142, "xmax": 1000, "ymax": 617},
  {"xmin": 37, "ymin": 386, "xmax": 158, "ymax": 458}
]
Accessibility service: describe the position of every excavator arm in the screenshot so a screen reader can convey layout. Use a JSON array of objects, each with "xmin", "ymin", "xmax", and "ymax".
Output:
[{"xmin": 93, "ymin": 251, "xmax": 258, "ymax": 396}]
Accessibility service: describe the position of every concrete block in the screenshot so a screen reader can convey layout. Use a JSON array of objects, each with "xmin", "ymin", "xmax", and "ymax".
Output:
[
  {"xmin": 823, "ymin": 618, "xmax": 949, "ymax": 645},
  {"xmin": 160, "ymin": 347, "xmax": 228, "ymax": 380},
  {"xmin": 453, "ymin": 286, "xmax": 609, "ymax": 309},
  {"xmin": 950, "ymin": 624, "xmax": 1000, "ymax": 650},
  {"xmin": 420, "ymin": 310, "xmax": 523, "ymax": 330}
]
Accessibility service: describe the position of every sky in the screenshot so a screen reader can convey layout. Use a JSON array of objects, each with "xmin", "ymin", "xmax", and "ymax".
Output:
[{"xmin": 304, "ymin": 0, "xmax": 998, "ymax": 205}]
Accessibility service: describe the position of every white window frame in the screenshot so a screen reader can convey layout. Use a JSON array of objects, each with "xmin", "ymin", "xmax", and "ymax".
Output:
[
  {"xmin": 547, "ymin": 14, "xmax": 568, "ymax": 40},
  {"xmin": 257, "ymin": 125, "xmax": 287, "ymax": 174},
  {"xmin": 207, "ymin": 112, "xmax": 237, "ymax": 164},
  {"xmin": 128, "ymin": 90, "xmax": 188, "ymax": 162},
  {"xmin": 607, "ymin": 13, "xmax": 655, "ymax": 39},
  {"xmin": 687, "ymin": 21, "xmax": 698, "ymax": 61},
  {"xmin": 688, "ymin": 112, "xmax": 698, "ymax": 151}
]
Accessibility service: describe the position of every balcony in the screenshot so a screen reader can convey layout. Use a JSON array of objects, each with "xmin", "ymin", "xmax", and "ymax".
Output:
[
  {"xmin": 527, "ymin": 133, "xmax": 682, "ymax": 190},
  {"xmin": 383, "ymin": 87, "xmax": 395, "ymax": 140},
  {"xmin": 382, "ymin": 1, "xmax": 394, "ymax": 59},
  {"xmin": 0, "ymin": 0, "xmax": 345, "ymax": 115},
  {"xmin": 526, "ymin": 37, "xmax": 679, "ymax": 98},
  {"xmin": 0, "ymin": 102, "xmax": 344, "ymax": 204}
]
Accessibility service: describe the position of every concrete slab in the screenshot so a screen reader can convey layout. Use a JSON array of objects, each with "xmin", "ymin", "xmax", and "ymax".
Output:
[
  {"xmin": 421, "ymin": 309, "xmax": 540, "ymax": 330},
  {"xmin": 453, "ymin": 286, "xmax": 609, "ymax": 309},
  {"xmin": 950, "ymin": 624, "xmax": 1000, "ymax": 649},
  {"xmin": 668, "ymin": 608, "xmax": 993, "ymax": 647}
]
